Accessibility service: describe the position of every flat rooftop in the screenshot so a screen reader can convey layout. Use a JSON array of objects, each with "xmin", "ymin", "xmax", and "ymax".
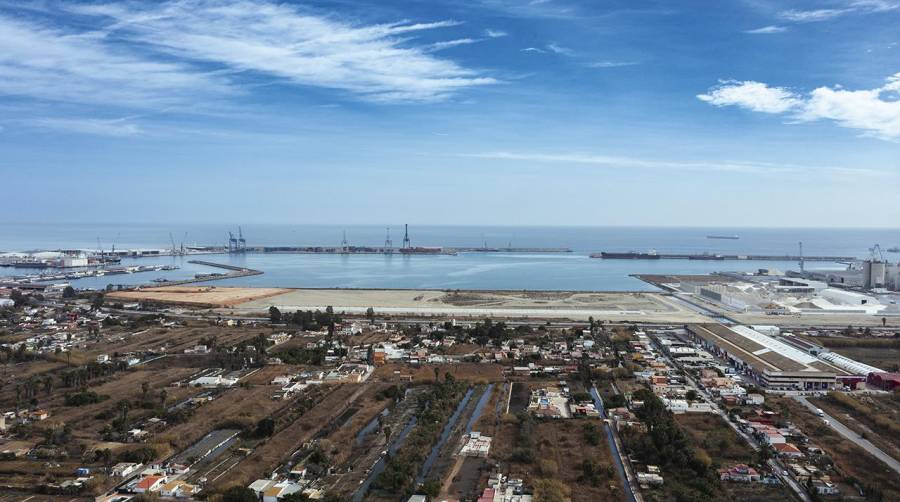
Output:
[{"xmin": 688, "ymin": 324, "xmax": 848, "ymax": 376}]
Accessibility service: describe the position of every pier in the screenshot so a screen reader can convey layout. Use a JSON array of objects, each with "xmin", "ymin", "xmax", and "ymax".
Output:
[
  {"xmin": 144, "ymin": 260, "xmax": 263, "ymax": 287},
  {"xmin": 591, "ymin": 252, "xmax": 854, "ymax": 262}
]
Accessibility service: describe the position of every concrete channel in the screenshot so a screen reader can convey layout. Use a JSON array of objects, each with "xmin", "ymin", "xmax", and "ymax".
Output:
[{"xmin": 590, "ymin": 386, "xmax": 640, "ymax": 502}]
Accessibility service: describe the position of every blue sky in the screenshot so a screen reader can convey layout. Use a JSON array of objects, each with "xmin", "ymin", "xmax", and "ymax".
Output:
[{"xmin": 0, "ymin": 0, "xmax": 898, "ymax": 227}]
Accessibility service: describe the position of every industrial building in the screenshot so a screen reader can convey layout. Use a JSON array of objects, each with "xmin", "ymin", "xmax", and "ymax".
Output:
[{"xmin": 686, "ymin": 324, "xmax": 846, "ymax": 391}]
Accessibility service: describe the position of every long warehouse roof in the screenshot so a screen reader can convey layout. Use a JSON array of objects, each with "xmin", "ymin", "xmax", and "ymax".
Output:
[{"xmin": 688, "ymin": 324, "xmax": 848, "ymax": 375}]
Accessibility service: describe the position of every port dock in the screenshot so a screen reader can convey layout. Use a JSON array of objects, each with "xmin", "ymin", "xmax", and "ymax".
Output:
[
  {"xmin": 145, "ymin": 260, "xmax": 263, "ymax": 287},
  {"xmin": 591, "ymin": 252, "xmax": 854, "ymax": 262}
]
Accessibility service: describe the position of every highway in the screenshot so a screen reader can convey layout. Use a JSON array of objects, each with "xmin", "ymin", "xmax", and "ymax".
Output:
[{"xmin": 792, "ymin": 396, "xmax": 900, "ymax": 475}]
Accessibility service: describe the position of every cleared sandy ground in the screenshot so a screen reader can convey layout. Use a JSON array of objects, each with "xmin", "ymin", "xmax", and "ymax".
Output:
[
  {"xmin": 237, "ymin": 288, "xmax": 712, "ymax": 322},
  {"xmin": 107, "ymin": 285, "xmax": 288, "ymax": 307}
]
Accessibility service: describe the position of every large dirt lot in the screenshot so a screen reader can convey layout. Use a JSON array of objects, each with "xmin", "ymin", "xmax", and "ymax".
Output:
[
  {"xmin": 107, "ymin": 285, "xmax": 288, "ymax": 307},
  {"xmin": 237, "ymin": 288, "xmax": 710, "ymax": 322}
]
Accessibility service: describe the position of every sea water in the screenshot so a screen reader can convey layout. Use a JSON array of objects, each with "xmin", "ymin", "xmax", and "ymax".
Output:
[{"xmin": 1, "ymin": 223, "xmax": 896, "ymax": 291}]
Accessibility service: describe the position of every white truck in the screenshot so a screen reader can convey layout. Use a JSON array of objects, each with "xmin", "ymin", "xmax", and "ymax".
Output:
[{"xmin": 815, "ymin": 408, "xmax": 825, "ymax": 417}]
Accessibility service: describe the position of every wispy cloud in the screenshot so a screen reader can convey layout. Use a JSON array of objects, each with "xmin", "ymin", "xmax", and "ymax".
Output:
[
  {"xmin": 484, "ymin": 29, "xmax": 507, "ymax": 38},
  {"xmin": 475, "ymin": 0, "xmax": 578, "ymax": 19},
  {"xmin": 778, "ymin": 1, "xmax": 898, "ymax": 23},
  {"xmin": 29, "ymin": 117, "xmax": 143, "ymax": 136},
  {"xmin": 779, "ymin": 8, "xmax": 852, "ymax": 22},
  {"xmin": 426, "ymin": 38, "xmax": 481, "ymax": 52},
  {"xmin": 546, "ymin": 43, "xmax": 575, "ymax": 56},
  {"xmin": 744, "ymin": 25, "xmax": 787, "ymax": 34},
  {"xmin": 698, "ymin": 74, "xmax": 900, "ymax": 141},
  {"xmin": 521, "ymin": 43, "xmax": 574, "ymax": 56},
  {"xmin": 586, "ymin": 60, "xmax": 639, "ymax": 68},
  {"xmin": 461, "ymin": 151, "xmax": 889, "ymax": 177},
  {"xmin": 3, "ymin": 1, "xmax": 497, "ymax": 107},
  {"xmin": 0, "ymin": 15, "xmax": 230, "ymax": 108}
]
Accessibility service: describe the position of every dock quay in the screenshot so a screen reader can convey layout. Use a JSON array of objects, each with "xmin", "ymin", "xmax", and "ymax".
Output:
[
  {"xmin": 1, "ymin": 265, "xmax": 178, "ymax": 285},
  {"xmin": 146, "ymin": 260, "xmax": 263, "ymax": 287},
  {"xmin": 448, "ymin": 246, "xmax": 573, "ymax": 253},
  {"xmin": 247, "ymin": 246, "xmax": 571, "ymax": 255},
  {"xmin": 591, "ymin": 252, "xmax": 854, "ymax": 262},
  {"xmin": 248, "ymin": 246, "xmax": 456, "ymax": 255}
]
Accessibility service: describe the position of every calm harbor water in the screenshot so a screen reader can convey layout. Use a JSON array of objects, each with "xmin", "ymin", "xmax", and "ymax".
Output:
[{"xmin": 2, "ymin": 224, "xmax": 897, "ymax": 291}]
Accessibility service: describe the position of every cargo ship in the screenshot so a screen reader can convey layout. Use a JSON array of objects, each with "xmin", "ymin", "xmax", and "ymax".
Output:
[
  {"xmin": 688, "ymin": 253, "xmax": 726, "ymax": 260},
  {"xmin": 399, "ymin": 246, "xmax": 449, "ymax": 255},
  {"xmin": 591, "ymin": 251, "xmax": 660, "ymax": 259},
  {"xmin": 706, "ymin": 235, "xmax": 739, "ymax": 240}
]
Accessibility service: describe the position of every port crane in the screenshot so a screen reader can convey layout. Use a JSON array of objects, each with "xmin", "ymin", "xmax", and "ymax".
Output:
[
  {"xmin": 384, "ymin": 227, "xmax": 393, "ymax": 254},
  {"xmin": 402, "ymin": 224, "xmax": 411, "ymax": 249}
]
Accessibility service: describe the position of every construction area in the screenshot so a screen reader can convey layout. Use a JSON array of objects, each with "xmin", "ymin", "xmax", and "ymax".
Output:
[
  {"xmin": 107, "ymin": 286, "xmax": 288, "ymax": 308},
  {"xmin": 183, "ymin": 287, "xmax": 708, "ymax": 322}
]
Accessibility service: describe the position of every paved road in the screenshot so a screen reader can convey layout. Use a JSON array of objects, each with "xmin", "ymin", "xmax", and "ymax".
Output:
[
  {"xmin": 648, "ymin": 335, "xmax": 812, "ymax": 502},
  {"xmin": 793, "ymin": 396, "xmax": 900, "ymax": 475}
]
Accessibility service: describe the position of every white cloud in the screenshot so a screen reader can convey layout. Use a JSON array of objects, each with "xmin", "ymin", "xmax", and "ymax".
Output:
[
  {"xmin": 546, "ymin": 43, "xmax": 574, "ymax": 56},
  {"xmin": 29, "ymin": 117, "xmax": 143, "ymax": 136},
  {"xmin": 850, "ymin": 0, "xmax": 899, "ymax": 12},
  {"xmin": 778, "ymin": 1, "xmax": 898, "ymax": 22},
  {"xmin": 699, "ymin": 74, "xmax": 900, "ymax": 140},
  {"xmin": 744, "ymin": 25, "xmax": 787, "ymax": 34},
  {"xmin": 521, "ymin": 44, "xmax": 574, "ymax": 56},
  {"xmin": 484, "ymin": 29, "xmax": 507, "ymax": 38},
  {"xmin": 698, "ymin": 80, "xmax": 802, "ymax": 113},
  {"xmin": 586, "ymin": 61, "xmax": 639, "ymax": 68},
  {"xmin": 462, "ymin": 151, "xmax": 889, "ymax": 177},
  {"xmin": 426, "ymin": 38, "xmax": 480, "ymax": 52},
  {"xmin": 4, "ymin": 1, "xmax": 496, "ymax": 106},
  {"xmin": 74, "ymin": 1, "xmax": 497, "ymax": 103},
  {"xmin": 779, "ymin": 8, "xmax": 851, "ymax": 22},
  {"xmin": 0, "ymin": 15, "xmax": 230, "ymax": 108}
]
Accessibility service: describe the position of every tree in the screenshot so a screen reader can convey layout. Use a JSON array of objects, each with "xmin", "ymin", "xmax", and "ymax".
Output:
[
  {"xmin": 62, "ymin": 286, "xmax": 76, "ymax": 299},
  {"xmin": 160, "ymin": 389, "xmax": 168, "ymax": 406},
  {"xmin": 534, "ymin": 479, "xmax": 570, "ymax": 502},
  {"xmin": 255, "ymin": 417, "xmax": 276, "ymax": 438},
  {"xmin": 269, "ymin": 306, "xmax": 282, "ymax": 323},
  {"xmin": 366, "ymin": 306, "xmax": 375, "ymax": 319},
  {"xmin": 220, "ymin": 486, "xmax": 258, "ymax": 502},
  {"xmin": 685, "ymin": 389, "xmax": 699, "ymax": 405},
  {"xmin": 421, "ymin": 479, "xmax": 441, "ymax": 498},
  {"xmin": 141, "ymin": 382, "xmax": 150, "ymax": 400}
]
